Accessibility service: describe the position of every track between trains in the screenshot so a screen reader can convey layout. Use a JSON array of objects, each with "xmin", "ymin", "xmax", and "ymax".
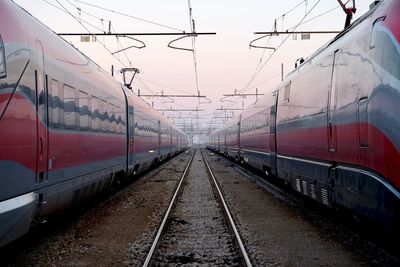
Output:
[{"xmin": 144, "ymin": 148, "xmax": 251, "ymax": 266}]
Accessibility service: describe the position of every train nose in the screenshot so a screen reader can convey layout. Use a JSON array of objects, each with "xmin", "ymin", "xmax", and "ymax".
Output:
[
  {"xmin": 0, "ymin": 33, "xmax": 9, "ymax": 119},
  {"xmin": 0, "ymin": 33, "xmax": 30, "ymax": 120}
]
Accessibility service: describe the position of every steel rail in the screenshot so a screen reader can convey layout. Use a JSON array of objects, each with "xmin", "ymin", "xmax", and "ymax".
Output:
[
  {"xmin": 201, "ymin": 150, "xmax": 253, "ymax": 267},
  {"xmin": 142, "ymin": 150, "xmax": 195, "ymax": 267}
]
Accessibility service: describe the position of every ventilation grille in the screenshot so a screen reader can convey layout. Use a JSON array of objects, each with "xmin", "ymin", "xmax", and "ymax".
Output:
[
  {"xmin": 83, "ymin": 185, "xmax": 90, "ymax": 197},
  {"xmin": 321, "ymin": 188, "xmax": 329, "ymax": 206},
  {"xmin": 73, "ymin": 189, "xmax": 81, "ymax": 202},
  {"xmin": 302, "ymin": 180, "xmax": 308, "ymax": 196},
  {"xmin": 310, "ymin": 184, "xmax": 317, "ymax": 199},
  {"xmin": 90, "ymin": 182, "xmax": 97, "ymax": 195},
  {"xmin": 295, "ymin": 178, "xmax": 301, "ymax": 192},
  {"xmin": 97, "ymin": 180, "xmax": 103, "ymax": 191}
]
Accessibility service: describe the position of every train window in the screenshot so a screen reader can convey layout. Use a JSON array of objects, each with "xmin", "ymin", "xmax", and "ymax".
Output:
[
  {"xmin": 381, "ymin": 32, "xmax": 400, "ymax": 80},
  {"xmin": 358, "ymin": 97, "xmax": 369, "ymax": 147},
  {"xmin": 106, "ymin": 102, "xmax": 111, "ymax": 132},
  {"xmin": 98, "ymin": 100, "xmax": 103, "ymax": 131},
  {"xmin": 58, "ymin": 84, "xmax": 64, "ymax": 126},
  {"xmin": 115, "ymin": 108, "xmax": 120, "ymax": 133},
  {"xmin": 369, "ymin": 16, "xmax": 385, "ymax": 49},
  {"xmin": 51, "ymin": 80, "xmax": 60, "ymax": 127},
  {"xmin": 109, "ymin": 105, "xmax": 114, "ymax": 133},
  {"xmin": 101, "ymin": 100, "xmax": 107, "ymax": 132},
  {"xmin": 284, "ymin": 81, "xmax": 291, "ymax": 102},
  {"xmin": 87, "ymin": 97, "xmax": 92, "ymax": 129},
  {"xmin": 114, "ymin": 106, "xmax": 120, "ymax": 133},
  {"xmin": 106, "ymin": 102, "xmax": 110, "ymax": 132},
  {"xmin": 116, "ymin": 106, "xmax": 122, "ymax": 133},
  {"xmin": 79, "ymin": 91, "xmax": 89, "ymax": 130},
  {"xmin": 91, "ymin": 97, "xmax": 99, "ymax": 131},
  {"xmin": 108, "ymin": 103, "xmax": 113, "ymax": 132},
  {"xmin": 64, "ymin": 85, "xmax": 76, "ymax": 129},
  {"xmin": 110, "ymin": 104, "xmax": 115, "ymax": 133},
  {"xmin": 0, "ymin": 34, "xmax": 6, "ymax": 78},
  {"xmin": 104, "ymin": 103, "xmax": 108, "ymax": 132}
]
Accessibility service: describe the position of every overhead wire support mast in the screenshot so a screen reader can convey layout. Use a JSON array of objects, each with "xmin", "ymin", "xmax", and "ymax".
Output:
[{"xmin": 243, "ymin": 0, "xmax": 322, "ymax": 91}]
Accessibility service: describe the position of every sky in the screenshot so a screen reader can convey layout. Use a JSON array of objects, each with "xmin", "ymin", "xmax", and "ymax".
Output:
[{"xmin": 14, "ymin": 0, "xmax": 371, "ymax": 143}]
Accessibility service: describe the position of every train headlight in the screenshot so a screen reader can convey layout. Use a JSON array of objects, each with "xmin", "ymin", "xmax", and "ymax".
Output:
[{"xmin": 0, "ymin": 34, "xmax": 6, "ymax": 79}]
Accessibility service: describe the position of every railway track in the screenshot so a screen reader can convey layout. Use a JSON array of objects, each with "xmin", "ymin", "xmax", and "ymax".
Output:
[{"xmin": 143, "ymin": 148, "xmax": 252, "ymax": 266}]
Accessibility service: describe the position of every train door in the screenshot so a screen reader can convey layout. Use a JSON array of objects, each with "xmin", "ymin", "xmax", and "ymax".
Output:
[
  {"xmin": 269, "ymin": 90, "xmax": 279, "ymax": 175},
  {"xmin": 127, "ymin": 105, "xmax": 134, "ymax": 168},
  {"xmin": 224, "ymin": 130, "xmax": 226, "ymax": 153},
  {"xmin": 169, "ymin": 126, "xmax": 172, "ymax": 153},
  {"xmin": 157, "ymin": 120, "xmax": 161, "ymax": 155},
  {"xmin": 35, "ymin": 40, "xmax": 48, "ymax": 183},
  {"xmin": 328, "ymin": 50, "xmax": 339, "ymax": 153},
  {"xmin": 237, "ymin": 115, "xmax": 241, "ymax": 157}
]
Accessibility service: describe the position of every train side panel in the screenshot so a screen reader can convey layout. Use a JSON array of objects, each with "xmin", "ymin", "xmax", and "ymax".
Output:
[
  {"xmin": 224, "ymin": 119, "xmax": 240, "ymax": 160},
  {"xmin": 0, "ymin": 0, "xmax": 128, "ymax": 245},
  {"xmin": 239, "ymin": 91, "xmax": 278, "ymax": 175},
  {"xmin": 124, "ymin": 88, "xmax": 185, "ymax": 176},
  {"xmin": 276, "ymin": 0, "xmax": 400, "ymax": 228}
]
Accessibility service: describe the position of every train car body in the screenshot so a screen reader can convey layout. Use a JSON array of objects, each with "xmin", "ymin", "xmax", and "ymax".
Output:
[
  {"xmin": 0, "ymin": 0, "xmax": 187, "ymax": 246},
  {"xmin": 207, "ymin": 0, "xmax": 400, "ymax": 233},
  {"xmin": 124, "ymin": 88, "xmax": 188, "ymax": 176},
  {"xmin": 224, "ymin": 117, "xmax": 241, "ymax": 160},
  {"xmin": 239, "ymin": 92, "xmax": 278, "ymax": 175}
]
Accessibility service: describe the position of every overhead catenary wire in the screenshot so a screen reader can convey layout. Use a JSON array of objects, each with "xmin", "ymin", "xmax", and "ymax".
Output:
[
  {"xmin": 111, "ymin": 24, "xmax": 133, "ymax": 66},
  {"xmin": 285, "ymin": 3, "xmax": 346, "ymax": 31},
  {"xmin": 54, "ymin": 0, "xmax": 129, "ymax": 68},
  {"xmin": 219, "ymin": 0, "xmax": 328, "ymax": 126},
  {"xmin": 135, "ymin": 77, "xmax": 179, "ymax": 110},
  {"xmin": 242, "ymin": 0, "xmax": 322, "ymax": 93},
  {"xmin": 252, "ymin": 72, "xmax": 281, "ymax": 88},
  {"xmin": 43, "ymin": 0, "xmax": 130, "ymax": 68},
  {"xmin": 64, "ymin": 0, "xmax": 109, "ymax": 23},
  {"xmin": 245, "ymin": 24, "xmax": 275, "ymax": 92},
  {"xmin": 243, "ymin": 1, "xmax": 345, "ymax": 94},
  {"xmin": 243, "ymin": 0, "xmax": 307, "ymax": 94},
  {"xmin": 218, "ymin": 0, "xmax": 321, "ymax": 117},
  {"xmin": 41, "ymin": 0, "xmax": 107, "ymax": 33},
  {"xmin": 277, "ymin": 0, "xmax": 308, "ymax": 21},
  {"xmin": 73, "ymin": 0, "xmax": 184, "ymax": 32},
  {"xmin": 139, "ymin": 78, "xmax": 195, "ymax": 95},
  {"xmin": 187, "ymin": 0, "xmax": 201, "ymax": 103}
]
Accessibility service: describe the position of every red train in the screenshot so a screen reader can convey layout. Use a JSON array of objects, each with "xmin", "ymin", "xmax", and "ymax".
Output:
[
  {"xmin": 208, "ymin": 0, "xmax": 400, "ymax": 234},
  {"xmin": 0, "ymin": 0, "xmax": 188, "ymax": 246}
]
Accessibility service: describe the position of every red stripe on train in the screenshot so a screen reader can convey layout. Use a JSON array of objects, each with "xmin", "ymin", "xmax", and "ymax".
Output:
[{"xmin": 277, "ymin": 124, "xmax": 400, "ymax": 190}]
